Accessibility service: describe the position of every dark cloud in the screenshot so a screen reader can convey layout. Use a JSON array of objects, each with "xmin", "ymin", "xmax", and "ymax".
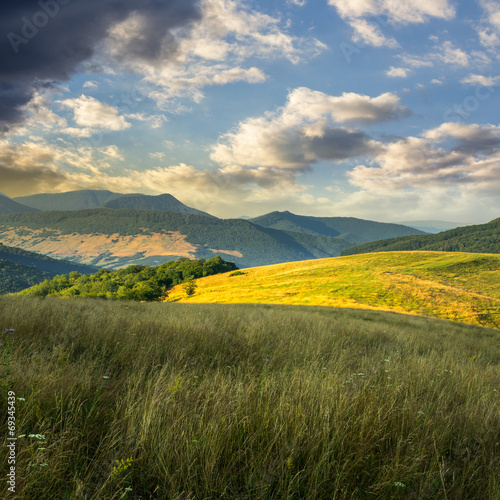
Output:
[
  {"xmin": 306, "ymin": 128, "xmax": 379, "ymax": 161},
  {"xmin": 0, "ymin": 0, "xmax": 201, "ymax": 130}
]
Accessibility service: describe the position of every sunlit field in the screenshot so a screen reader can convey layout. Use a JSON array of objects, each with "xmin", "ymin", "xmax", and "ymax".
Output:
[
  {"xmin": 1, "ymin": 296, "xmax": 499, "ymax": 499},
  {"xmin": 166, "ymin": 251, "xmax": 500, "ymax": 329}
]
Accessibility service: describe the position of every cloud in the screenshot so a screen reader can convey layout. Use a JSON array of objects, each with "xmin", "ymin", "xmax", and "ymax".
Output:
[
  {"xmin": 82, "ymin": 81, "xmax": 98, "ymax": 89},
  {"xmin": 461, "ymin": 74, "xmax": 500, "ymax": 87},
  {"xmin": 211, "ymin": 88, "xmax": 408, "ymax": 172},
  {"xmin": 100, "ymin": 0, "xmax": 325, "ymax": 109},
  {"xmin": 434, "ymin": 41, "xmax": 469, "ymax": 67},
  {"xmin": 347, "ymin": 123, "xmax": 500, "ymax": 203},
  {"xmin": 328, "ymin": 0, "xmax": 455, "ymax": 24},
  {"xmin": 386, "ymin": 67, "xmax": 410, "ymax": 78},
  {"xmin": 59, "ymin": 95, "xmax": 131, "ymax": 132},
  {"xmin": 0, "ymin": 0, "xmax": 201, "ymax": 131},
  {"xmin": 349, "ymin": 18, "xmax": 398, "ymax": 48},
  {"xmin": 328, "ymin": 0, "xmax": 454, "ymax": 47}
]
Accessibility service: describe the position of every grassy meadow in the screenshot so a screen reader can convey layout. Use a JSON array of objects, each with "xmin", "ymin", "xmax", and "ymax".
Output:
[
  {"xmin": 0, "ymin": 295, "xmax": 499, "ymax": 498},
  {"xmin": 166, "ymin": 251, "xmax": 500, "ymax": 329}
]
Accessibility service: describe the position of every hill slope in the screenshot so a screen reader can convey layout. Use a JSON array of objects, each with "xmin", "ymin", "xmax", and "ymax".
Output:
[
  {"xmin": 340, "ymin": 218, "xmax": 500, "ymax": 256},
  {"xmin": 0, "ymin": 243, "xmax": 99, "ymax": 293},
  {"xmin": 250, "ymin": 211, "xmax": 425, "ymax": 245},
  {"xmin": 166, "ymin": 251, "xmax": 500, "ymax": 329},
  {"xmin": 0, "ymin": 194, "xmax": 40, "ymax": 215},
  {"xmin": 0, "ymin": 260, "xmax": 50, "ymax": 294}
]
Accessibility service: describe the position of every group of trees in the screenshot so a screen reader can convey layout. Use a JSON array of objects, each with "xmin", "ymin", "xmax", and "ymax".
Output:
[{"xmin": 19, "ymin": 256, "xmax": 238, "ymax": 301}]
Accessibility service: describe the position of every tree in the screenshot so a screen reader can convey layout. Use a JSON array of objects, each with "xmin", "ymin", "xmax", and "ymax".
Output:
[{"xmin": 183, "ymin": 277, "xmax": 197, "ymax": 297}]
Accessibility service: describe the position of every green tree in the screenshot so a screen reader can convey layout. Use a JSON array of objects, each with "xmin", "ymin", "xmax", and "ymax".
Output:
[{"xmin": 183, "ymin": 277, "xmax": 197, "ymax": 297}]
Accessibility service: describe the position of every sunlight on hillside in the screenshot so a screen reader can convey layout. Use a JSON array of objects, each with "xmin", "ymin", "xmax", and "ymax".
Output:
[{"xmin": 166, "ymin": 251, "xmax": 500, "ymax": 329}]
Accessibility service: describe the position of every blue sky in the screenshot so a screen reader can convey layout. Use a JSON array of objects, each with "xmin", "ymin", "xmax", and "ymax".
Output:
[{"xmin": 1, "ymin": 0, "xmax": 499, "ymax": 222}]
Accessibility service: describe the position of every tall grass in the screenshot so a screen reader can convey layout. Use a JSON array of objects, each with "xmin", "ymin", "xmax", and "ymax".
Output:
[{"xmin": 0, "ymin": 295, "xmax": 499, "ymax": 499}]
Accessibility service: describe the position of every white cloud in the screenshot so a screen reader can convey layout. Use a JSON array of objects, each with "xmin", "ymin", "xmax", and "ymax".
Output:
[
  {"xmin": 83, "ymin": 81, "xmax": 98, "ymax": 89},
  {"xmin": 328, "ymin": 0, "xmax": 454, "ymax": 48},
  {"xmin": 328, "ymin": 0, "xmax": 455, "ymax": 24},
  {"xmin": 399, "ymin": 53, "xmax": 434, "ymax": 68},
  {"xmin": 59, "ymin": 95, "xmax": 131, "ymax": 132},
  {"xmin": 386, "ymin": 66, "xmax": 410, "ymax": 78},
  {"xmin": 434, "ymin": 41, "xmax": 469, "ymax": 67},
  {"xmin": 149, "ymin": 152, "xmax": 165, "ymax": 161},
  {"xmin": 461, "ymin": 74, "xmax": 500, "ymax": 87},
  {"xmin": 349, "ymin": 18, "xmax": 399, "ymax": 48}
]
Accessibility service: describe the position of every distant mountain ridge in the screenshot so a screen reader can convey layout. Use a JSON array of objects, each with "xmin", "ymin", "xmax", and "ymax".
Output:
[
  {"xmin": 341, "ymin": 218, "xmax": 500, "ymax": 256},
  {"xmin": 250, "ymin": 211, "xmax": 425, "ymax": 245},
  {"xmin": 398, "ymin": 220, "xmax": 468, "ymax": 234},
  {"xmin": 14, "ymin": 190, "xmax": 212, "ymax": 217},
  {"xmin": 0, "ymin": 194, "xmax": 40, "ymax": 215}
]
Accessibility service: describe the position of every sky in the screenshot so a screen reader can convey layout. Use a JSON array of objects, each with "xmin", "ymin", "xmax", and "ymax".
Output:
[{"xmin": 0, "ymin": 0, "xmax": 499, "ymax": 223}]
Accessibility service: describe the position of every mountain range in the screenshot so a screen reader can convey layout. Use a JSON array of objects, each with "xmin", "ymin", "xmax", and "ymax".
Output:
[{"xmin": 0, "ymin": 190, "xmax": 424, "ymax": 270}]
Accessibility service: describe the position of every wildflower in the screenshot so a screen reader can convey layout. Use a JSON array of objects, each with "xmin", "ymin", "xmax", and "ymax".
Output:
[
  {"xmin": 394, "ymin": 482, "xmax": 406, "ymax": 488},
  {"xmin": 5, "ymin": 329, "xmax": 14, "ymax": 334}
]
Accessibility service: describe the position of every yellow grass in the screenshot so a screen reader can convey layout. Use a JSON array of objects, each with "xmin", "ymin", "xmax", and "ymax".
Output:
[{"xmin": 166, "ymin": 251, "xmax": 500, "ymax": 328}]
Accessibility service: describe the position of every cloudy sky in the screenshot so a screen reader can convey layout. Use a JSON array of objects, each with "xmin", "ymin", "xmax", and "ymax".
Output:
[{"xmin": 1, "ymin": 0, "xmax": 499, "ymax": 222}]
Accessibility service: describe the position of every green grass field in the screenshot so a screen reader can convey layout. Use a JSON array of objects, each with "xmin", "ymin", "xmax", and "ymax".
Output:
[
  {"xmin": 166, "ymin": 251, "xmax": 500, "ymax": 329},
  {"xmin": 1, "ymin": 296, "xmax": 499, "ymax": 498}
]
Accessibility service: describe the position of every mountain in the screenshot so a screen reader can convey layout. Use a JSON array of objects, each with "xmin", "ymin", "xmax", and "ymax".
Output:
[
  {"xmin": 0, "ymin": 243, "xmax": 99, "ymax": 294},
  {"xmin": 100, "ymin": 193, "xmax": 213, "ymax": 217},
  {"xmin": 398, "ymin": 220, "xmax": 468, "ymax": 234},
  {"xmin": 341, "ymin": 218, "xmax": 500, "ymax": 256},
  {"xmin": 250, "ymin": 211, "xmax": 425, "ymax": 245},
  {"xmin": 14, "ymin": 190, "xmax": 122, "ymax": 211},
  {"xmin": 0, "ymin": 193, "xmax": 40, "ymax": 215},
  {"xmin": 14, "ymin": 190, "xmax": 211, "ymax": 216}
]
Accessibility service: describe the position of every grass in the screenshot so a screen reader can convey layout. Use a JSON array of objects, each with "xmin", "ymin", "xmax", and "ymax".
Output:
[
  {"xmin": 165, "ymin": 251, "xmax": 500, "ymax": 329},
  {"xmin": 0, "ymin": 295, "xmax": 499, "ymax": 498}
]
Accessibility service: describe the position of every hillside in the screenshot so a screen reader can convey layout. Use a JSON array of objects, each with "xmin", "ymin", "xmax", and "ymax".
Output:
[
  {"xmin": 0, "ymin": 243, "xmax": 99, "ymax": 293},
  {"xmin": 250, "ymin": 211, "xmax": 425, "ymax": 245},
  {"xmin": 166, "ymin": 251, "xmax": 500, "ymax": 329},
  {"xmin": 340, "ymin": 217, "xmax": 500, "ymax": 256},
  {"xmin": 0, "ymin": 194, "xmax": 40, "ymax": 215},
  {"xmin": 0, "ymin": 209, "xmax": 390, "ymax": 269},
  {"xmin": 0, "ymin": 260, "xmax": 49, "ymax": 293},
  {"xmin": 1, "ymin": 296, "xmax": 499, "ymax": 498}
]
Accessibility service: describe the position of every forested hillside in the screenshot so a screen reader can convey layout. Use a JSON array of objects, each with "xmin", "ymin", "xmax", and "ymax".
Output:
[
  {"xmin": 18, "ymin": 256, "xmax": 237, "ymax": 300},
  {"xmin": 341, "ymin": 218, "xmax": 500, "ymax": 256}
]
